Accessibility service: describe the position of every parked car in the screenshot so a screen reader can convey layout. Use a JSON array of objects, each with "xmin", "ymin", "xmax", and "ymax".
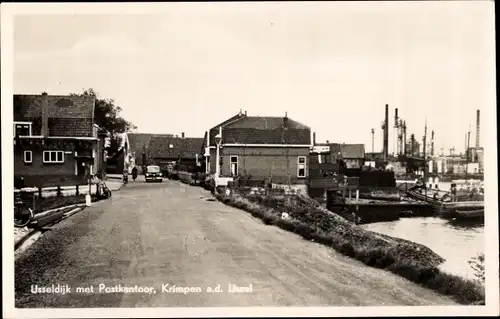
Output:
[{"xmin": 145, "ymin": 165, "xmax": 163, "ymax": 183}]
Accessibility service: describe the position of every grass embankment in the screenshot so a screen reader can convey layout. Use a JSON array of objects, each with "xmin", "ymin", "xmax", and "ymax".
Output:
[{"xmin": 214, "ymin": 189, "xmax": 485, "ymax": 305}]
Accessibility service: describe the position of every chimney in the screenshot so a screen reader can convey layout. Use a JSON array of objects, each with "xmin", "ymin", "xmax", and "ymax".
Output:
[
  {"xmin": 383, "ymin": 104, "xmax": 389, "ymax": 162},
  {"xmin": 431, "ymin": 130, "xmax": 435, "ymax": 156},
  {"xmin": 244, "ymin": 110, "xmax": 247, "ymax": 116},
  {"xmin": 313, "ymin": 132, "xmax": 316, "ymax": 146},
  {"xmin": 476, "ymin": 110, "xmax": 480, "ymax": 148},
  {"xmin": 326, "ymin": 140, "xmax": 329, "ymax": 144},
  {"xmin": 41, "ymin": 92, "xmax": 49, "ymax": 137},
  {"xmin": 394, "ymin": 108, "xmax": 398, "ymax": 125},
  {"xmin": 410, "ymin": 133, "xmax": 415, "ymax": 156},
  {"xmin": 181, "ymin": 132, "xmax": 185, "ymax": 138},
  {"xmin": 403, "ymin": 121, "xmax": 407, "ymax": 155}
]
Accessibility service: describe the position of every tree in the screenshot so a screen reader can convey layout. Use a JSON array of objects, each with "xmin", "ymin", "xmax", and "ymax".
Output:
[{"xmin": 71, "ymin": 89, "xmax": 136, "ymax": 154}]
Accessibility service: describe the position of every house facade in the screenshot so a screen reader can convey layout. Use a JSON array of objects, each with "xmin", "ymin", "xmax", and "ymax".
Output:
[
  {"xmin": 202, "ymin": 112, "xmax": 312, "ymax": 190},
  {"xmin": 147, "ymin": 133, "xmax": 204, "ymax": 173},
  {"xmin": 14, "ymin": 93, "xmax": 106, "ymax": 187},
  {"xmin": 125, "ymin": 133, "xmax": 178, "ymax": 174}
]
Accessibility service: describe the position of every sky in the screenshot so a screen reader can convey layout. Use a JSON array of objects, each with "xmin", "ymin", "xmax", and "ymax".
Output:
[{"xmin": 10, "ymin": 1, "xmax": 496, "ymax": 154}]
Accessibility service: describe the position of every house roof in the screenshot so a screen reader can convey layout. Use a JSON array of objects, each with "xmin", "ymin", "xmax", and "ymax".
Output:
[
  {"xmin": 319, "ymin": 143, "xmax": 365, "ymax": 159},
  {"xmin": 14, "ymin": 94, "xmax": 95, "ymax": 137},
  {"xmin": 148, "ymin": 135, "xmax": 204, "ymax": 160},
  {"xmin": 208, "ymin": 114, "xmax": 311, "ymax": 146},
  {"xmin": 340, "ymin": 144, "xmax": 365, "ymax": 159}
]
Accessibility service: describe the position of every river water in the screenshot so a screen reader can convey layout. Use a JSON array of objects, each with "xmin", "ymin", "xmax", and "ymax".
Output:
[{"xmin": 362, "ymin": 217, "xmax": 484, "ymax": 280}]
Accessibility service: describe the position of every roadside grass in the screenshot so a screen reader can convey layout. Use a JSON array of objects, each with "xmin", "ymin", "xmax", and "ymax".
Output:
[{"xmin": 215, "ymin": 191, "xmax": 485, "ymax": 305}]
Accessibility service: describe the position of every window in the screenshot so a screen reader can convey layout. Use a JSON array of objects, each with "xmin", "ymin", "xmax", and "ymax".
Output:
[
  {"xmin": 14, "ymin": 122, "xmax": 32, "ymax": 137},
  {"xmin": 24, "ymin": 151, "xmax": 32, "ymax": 164},
  {"xmin": 297, "ymin": 156, "xmax": 307, "ymax": 178},
  {"xmin": 43, "ymin": 151, "xmax": 64, "ymax": 163},
  {"xmin": 317, "ymin": 153, "xmax": 329, "ymax": 164},
  {"xmin": 230, "ymin": 156, "xmax": 238, "ymax": 176}
]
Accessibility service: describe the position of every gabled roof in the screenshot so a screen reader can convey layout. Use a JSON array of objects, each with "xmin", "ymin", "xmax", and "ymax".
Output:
[
  {"xmin": 208, "ymin": 114, "xmax": 311, "ymax": 146},
  {"xmin": 148, "ymin": 135, "xmax": 204, "ymax": 160},
  {"xmin": 14, "ymin": 94, "xmax": 95, "ymax": 137},
  {"xmin": 340, "ymin": 144, "xmax": 365, "ymax": 159}
]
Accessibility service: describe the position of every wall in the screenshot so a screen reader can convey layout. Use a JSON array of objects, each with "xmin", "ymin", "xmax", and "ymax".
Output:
[
  {"xmin": 218, "ymin": 146, "xmax": 310, "ymax": 185},
  {"xmin": 14, "ymin": 147, "xmax": 82, "ymax": 187},
  {"xmin": 344, "ymin": 158, "xmax": 363, "ymax": 169}
]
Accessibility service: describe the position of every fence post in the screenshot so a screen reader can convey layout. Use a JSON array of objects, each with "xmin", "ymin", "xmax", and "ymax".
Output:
[
  {"xmin": 38, "ymin": 187, "xmax": 42, "ymax": 199},
  {"xmin": 57, "ymin": 185, "xmax": 62, "ymax": 197},
  {"xmin": 76, "ymin": 185, "xmax": 79, "ymax": 196}
]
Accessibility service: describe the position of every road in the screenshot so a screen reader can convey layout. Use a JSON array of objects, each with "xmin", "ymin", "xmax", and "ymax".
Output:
[{"xmin": 15, "ymin": 177, "xmax": 457, "ymax": 307}]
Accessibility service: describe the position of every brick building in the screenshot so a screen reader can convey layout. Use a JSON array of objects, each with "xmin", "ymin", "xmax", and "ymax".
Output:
[
  {"xmin": 202, "ymin": 112, "xmax": 312, "ymax": 189},
  {"xmin": 147, "ymin": 133, "xmax": 204, "ymax": 173},
  {"xmin": 14, "ymin": 93, "xmax": 106, "ymax": 187}
]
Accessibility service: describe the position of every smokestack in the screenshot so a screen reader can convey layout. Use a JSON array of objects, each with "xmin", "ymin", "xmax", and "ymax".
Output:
[
  {"xmin": 383, "ymin": 104, "xmax": 389, "ymax": 162},
  {"xmin": 403, "ymin": 121, "xmax": 407, "ymax": 155},
  {"xmin": 431, "ymin": 130, "xmax": 435, "ymax": 156},
  {"xmin": 313, "ymin": 132, "xmax": 316, "ymax": 146},
  {"xmin": 41, "ymin": 92, "xmax": 49, "ymax": 137},
  {"xmin": 411, "ymin": 133, "xmax": 415, "ymax": 156},
  {"xmin": 476, "ymin": 110, "xmax": 480, "ymax": 148},
  {"xmin": 394, "ymin": 108, "xmax": 398, "ymax": 125},
  {"xmin": 181, "ymin": 132, "xmax": 185, "ymax": 138}
]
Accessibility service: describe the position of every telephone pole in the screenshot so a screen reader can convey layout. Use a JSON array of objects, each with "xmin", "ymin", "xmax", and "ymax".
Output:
[
  {"xmin": 423, "ymin": 118, "xmax": 428, "ymax": 197},
  {"xmin": 465, "ymin": 126, "xmax": 471, "ymax": 177},
  {"xmin": 371, "ymin": 128, "xmax": 375, "ymax": 157}
]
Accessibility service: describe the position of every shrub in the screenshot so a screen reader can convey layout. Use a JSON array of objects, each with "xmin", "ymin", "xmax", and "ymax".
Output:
[{"xmin": 468, "ymin": 253, "xmax": 485, "ymax": 283}]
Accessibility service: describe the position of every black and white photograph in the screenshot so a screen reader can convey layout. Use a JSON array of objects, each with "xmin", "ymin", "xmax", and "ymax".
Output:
[{"xmin": 2, "ymin": 1, "xmax": 498, "ymax": 318}]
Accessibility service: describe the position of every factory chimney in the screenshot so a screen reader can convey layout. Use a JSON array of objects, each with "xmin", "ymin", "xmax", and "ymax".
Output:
[
  {"xmin": 431, "ymin": 130, "xmax": 435, "ymax": 156},
  {"xmin": 383, "ymin": 104, "xmax": 389, "ymax": 162},
  {"xmin": 402, "ymin": 121, "xmax": 407, "ymax": 155},
  {"xmin": 476, "ymin": 110, "xmax": 480, "ymax": 148},
  {"xmin": 410, "ymin": 133, "xmax": 415, "ymax": 156},
  {"xmin": 313, "ymin": 132, "xmax": 316, "ymax": 146}
]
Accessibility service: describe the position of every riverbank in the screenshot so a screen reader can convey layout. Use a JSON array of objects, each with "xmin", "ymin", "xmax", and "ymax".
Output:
[
  {"xmin": 214, "ymin": 189, "xmax": 485, "ymax": 305},
  {"xmin": 362, "ymin": 217, "xmax": 485, "ymax": 280}
]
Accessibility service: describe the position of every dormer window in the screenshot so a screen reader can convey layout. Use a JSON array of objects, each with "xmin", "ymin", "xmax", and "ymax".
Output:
[{"xmin": 14, "ymin": 122, "xmax": 32, "ymax": 137}]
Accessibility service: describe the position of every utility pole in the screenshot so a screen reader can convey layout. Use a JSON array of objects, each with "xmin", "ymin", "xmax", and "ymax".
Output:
[
  {"xmin": 371, "ymin": 128, "xmax": 375, "ymax": 158},
  {"xmin": 283, "ymin": 113, "xmax": 291, "ymax": 188},
  {"xmin": 423, "ymin": 118, "xmax": 428, "ymax": 197},
  {"xmin": 465, "ymin": 126, "xmax": 471, "ymax": 177}
]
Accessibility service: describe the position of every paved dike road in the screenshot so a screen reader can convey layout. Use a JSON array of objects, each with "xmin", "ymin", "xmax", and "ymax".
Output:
[{"xmin": 15, "ymin": 178, "xmax": 456, "ymax": 307}]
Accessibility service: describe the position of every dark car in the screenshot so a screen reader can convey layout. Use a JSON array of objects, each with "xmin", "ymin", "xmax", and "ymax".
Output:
[{"xmin": 145, "ymin": 165, "xmax": 163, "ymax": 183}]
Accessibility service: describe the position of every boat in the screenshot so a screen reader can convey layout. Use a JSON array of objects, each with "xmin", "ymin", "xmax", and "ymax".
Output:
[
  {"xmin": 406, "ymin": 185, "xmax": 484, "ymax": 219},
  {"xmin": 456, "ymin": 208, "xmax": 484, "ymax": 219}
]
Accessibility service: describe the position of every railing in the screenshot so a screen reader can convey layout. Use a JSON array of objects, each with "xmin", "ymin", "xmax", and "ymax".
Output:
[{"xmin": 14, "ymin": 184, "xmax": 98, "ymax": 197}]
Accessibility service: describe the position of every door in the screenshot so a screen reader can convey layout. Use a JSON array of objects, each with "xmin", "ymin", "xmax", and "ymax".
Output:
[
  {"xmin": 230, "ymin": 156, "xmax": 238, "ymax": 176},
  {"xmin": 76, "ymin": 159, "xmax": 86, "ymax": 176}
]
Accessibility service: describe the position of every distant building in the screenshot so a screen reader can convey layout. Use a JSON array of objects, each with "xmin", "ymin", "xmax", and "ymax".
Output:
[
  {"xmin": 405, "ymin": 139, "xmax": 421, "ymax": 157},
  {"xmin": 147, "ymin": 134, "xmax": 204, "ymax": 173},
  {"xmin": 468, "ymin": 146, "xmax": 484, "ymax": 171}
]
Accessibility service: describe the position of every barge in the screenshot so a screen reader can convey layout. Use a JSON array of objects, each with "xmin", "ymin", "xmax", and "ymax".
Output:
[{"xmin": 406, "ymin": 186, "xmax": 484, "ymax": 219}]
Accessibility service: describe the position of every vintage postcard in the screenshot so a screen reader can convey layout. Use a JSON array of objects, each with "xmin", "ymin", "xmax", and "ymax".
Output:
[{"xmin": 2, "ymin": 1, "xmax": 498, "ymax": 318}]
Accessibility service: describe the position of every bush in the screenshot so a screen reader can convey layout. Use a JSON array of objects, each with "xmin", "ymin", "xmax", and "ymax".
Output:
[
  {"xmin": 468, "ymin": 253, "xmax": 485, "ymax": 283},
  {"xmin": 217, "ymin": 191, "xmax": 485, "ymax": 305}
]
